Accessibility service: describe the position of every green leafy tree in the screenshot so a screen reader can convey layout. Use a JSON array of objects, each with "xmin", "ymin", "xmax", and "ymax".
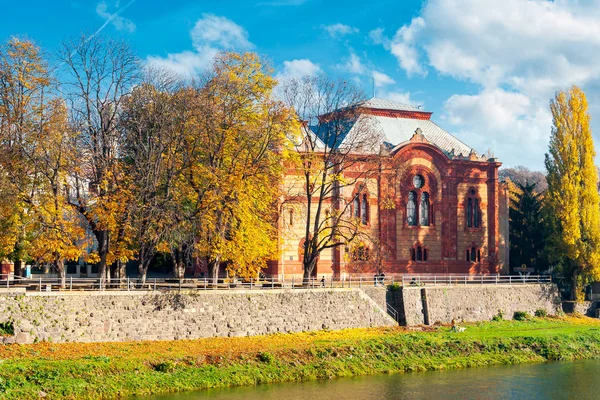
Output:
[
  {"xmin": 545, "ymin": 86, "xmax": 600, "ymax": 301},
  {"xmin": 509, "ymin": 181, "xmax": 546, "ymax": 273}
]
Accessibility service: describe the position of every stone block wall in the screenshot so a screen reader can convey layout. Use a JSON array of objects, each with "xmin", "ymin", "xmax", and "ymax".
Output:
[
  {"xmin": 402, "ymin": 284, "xmax": 561, "ymax": 325},
  {"xmin": 0, "ymin": 288, "xmax": 396, "ymax": 344},
  {"xmin": 562, "ymin": 301, "xmax": 597, "ymax": 317}
]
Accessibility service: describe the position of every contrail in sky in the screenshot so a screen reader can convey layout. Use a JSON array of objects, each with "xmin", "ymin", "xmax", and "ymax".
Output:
[{"xmin": 86, "ymin": 0, "xmax": 137, "ymax": 44}]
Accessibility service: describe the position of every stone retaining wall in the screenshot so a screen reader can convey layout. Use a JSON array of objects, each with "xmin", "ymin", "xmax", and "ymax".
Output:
[
  {"xmin": 0, "ymin": 288, "xmax": 395, "ymax": 344},
  {"xmin": 401, "ymin": 284, "xmax": 562, "ymax": 325},
  {"xmin": 562, "ymin": 301, "xmax": 598, "ymax": 317}
]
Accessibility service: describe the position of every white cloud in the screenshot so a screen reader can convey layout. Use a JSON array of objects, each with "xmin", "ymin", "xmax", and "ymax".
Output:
[
  {"xmin": 338, "ymin": 52, "xmax": 366, "ymax": 75},
  {"xmin": 389, "ymin": 17, "xmax": 426, "ymax": 77},
  {"xmin": 443, "ymin": 88, "xmax": 551, "ymax": 166},
  {"xmin": 372, "ymin": 71, "xmax": 395, "ymax": 87},
  {"xmin": 146, "ymin": 14, "xmax": 253, "ymax": 78},
  {"xmin": 379, "ymin": 90, "xmax": 416, "ymax": 106},
  {"xmin": 146, "ymin": 50, "xmax": 218, "ymax": 78},
  {"xmin": 191, "ymin": 14, "xmax": 253, "ymax": 50},
  {"xmin": 377, "ymin": 0, "xmax": 600, "ymax": 168},
  {"xmin": 323, "ymin": 23, "xmax": 359, "ymax": 38},
  {"xmin": 276, "ymin": 59, "xmax": 322, "ymax": 80},
  {"xmin": 96, "ymin": 1, "xmax": 135, "ymax": 32},
  {"xmin": 369, "ymin": 28, "xmax": 386, "ymax": 45}
]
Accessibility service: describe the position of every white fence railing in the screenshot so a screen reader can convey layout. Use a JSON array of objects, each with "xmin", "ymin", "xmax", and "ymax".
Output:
[{"xmin": 0, "ymin": 274, "xmax": 552, "ymax": 292}]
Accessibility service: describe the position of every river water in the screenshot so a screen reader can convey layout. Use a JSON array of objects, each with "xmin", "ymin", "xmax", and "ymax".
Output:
[{"xmin": 148, "ymin": 359, "xmax": 600, "ymax": 400}]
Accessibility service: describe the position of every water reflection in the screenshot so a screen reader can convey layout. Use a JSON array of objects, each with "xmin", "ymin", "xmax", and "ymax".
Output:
[{"xmin": 147, "ymin": 359, "xmax": 600, "ymax": 400}]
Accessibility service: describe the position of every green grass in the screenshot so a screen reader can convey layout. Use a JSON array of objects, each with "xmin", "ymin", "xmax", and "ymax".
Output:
[{"xmin": 1, "ymin": 316, "xmax": 600, "ymax": 399}]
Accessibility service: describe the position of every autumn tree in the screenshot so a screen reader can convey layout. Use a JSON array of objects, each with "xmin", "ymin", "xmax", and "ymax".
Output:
[
  {"xmin": 120, "ymin": 71, "xmax": 190, "ymax": 283},
  {"xmin": 545, "ymin": 86, "xmax": 600, "ymax": 300},
  {"xmin": 182, "ymin": 53, "xmax": 297, "ymax": 283},
  {"xmin": 27, "ymin": 99, "xmax": 89, "ymax": 287},
  {"xmin": 500, "ymin": 166, "xmax": 547, "ymax": 192},
  {"xmin": 0, "ymin": 37, "xmax": 52, "ymax": 276},
  {"xmin": 280, "ymin": 76, "xmax": 382, "ymax": 281},
  {"xmin": 59, "ymin": 35, "xmax": 139, "ymax": 282}
]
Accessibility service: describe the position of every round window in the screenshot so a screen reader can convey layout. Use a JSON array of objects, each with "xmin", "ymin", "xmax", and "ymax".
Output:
[{"xmin": 413, "ymin": 175, "xmax": 424, "ymax": 189}]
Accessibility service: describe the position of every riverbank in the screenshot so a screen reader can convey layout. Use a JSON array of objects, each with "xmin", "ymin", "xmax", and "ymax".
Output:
[{"xmin": 1, "ymin": 316, "xmax": 600, "ymax": 399}]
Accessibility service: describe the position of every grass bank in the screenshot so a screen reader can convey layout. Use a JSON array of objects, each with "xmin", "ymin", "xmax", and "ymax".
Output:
[{"xmin": 1, "ymin": 316, "xmax": 600, "ymax": 399}]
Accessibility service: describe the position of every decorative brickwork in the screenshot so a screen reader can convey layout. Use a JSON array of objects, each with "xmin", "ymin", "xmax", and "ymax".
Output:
[{"xmin": 269, "ymin": 140, "xmax": 507, "ymax": 279}]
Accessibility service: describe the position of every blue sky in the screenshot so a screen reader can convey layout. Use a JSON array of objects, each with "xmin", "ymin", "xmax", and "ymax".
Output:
[{"xmin": 4, "ymin": 0, "xmax": 600, "ymax": 170}]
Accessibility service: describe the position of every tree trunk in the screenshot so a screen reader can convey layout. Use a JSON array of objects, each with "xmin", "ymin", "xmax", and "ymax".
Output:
[
  {"xmin": 571, "ymin": 268, "xmax": 580, "ymax": 301},
  {"xmin": 13, "ymin": 259, "xmax": 22, "ymax": 280},
  {"xmin": 172, "ymin": 248, "xmax": 185, "ymax": 280},
  {"xmin": 138, "ymin": 252, "xmax": 149, "ymax": 286},
  {"xmin": 117, "ymin": 260, "xmax": 126, "ymax": 280},
  {"xmin": 56, "ymin": 258, "xmax": 66, "ymax": 289},
  {"xmin": 111, "ymin": 260, "xmax": 126, "ymax": 288},
  {"xmin": 138, "ymin": 243, "xmax": 155, "ymax": 286},
  {"xmin": 95, "ymin": 230, "xmax": 109, "ymax": 283},
  {"xmin": 208, "ymin": 256, "xmax": 220, "ymax": 286},
  {"xmin": 303, "ymin": 257, "xmax": 317, "ymax": 285}
]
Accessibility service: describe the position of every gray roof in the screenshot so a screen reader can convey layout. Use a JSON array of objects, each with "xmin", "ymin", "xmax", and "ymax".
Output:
[
  {"xmin": 345, "ymin": 98, "xmax": 478, "ymax": 158},
  {"xmin": 357, "ymin": 97, "xmax": 423, "ymax": 112},
  {"xmin": 372, "ymin": 115, "xmax": 474, "ymax": 157}
]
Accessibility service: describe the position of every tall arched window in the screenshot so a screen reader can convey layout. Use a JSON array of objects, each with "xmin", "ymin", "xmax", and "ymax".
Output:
[
  {"xmin": 289, "ymin": 209, "xmax": 294, "ymax": 226},
  {"xmin": 353, "ymin": 195, "xmax": 360, "ymax": 218},
  {"xmin": 407, "ymin": 191, "xmax": 417, "ymax": 226},
  {"xmin": 420, "ymin": 192, "xmax": 430, "ymax": 226},
  {"xmin": 467, "ymin": 198, "xmax": 473, "ymax": 228},
  {"xmin": 466, "ymin": 189, "xmax": 481, "ymax": 228},
  {"xmin": 361, "ymin": 194, "xmax": 368, "ymax": 225}
]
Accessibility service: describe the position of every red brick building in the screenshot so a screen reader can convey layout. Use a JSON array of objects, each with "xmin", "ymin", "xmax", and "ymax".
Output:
[{"xmin": 267, "ymin": 98, "xmax": 509, "ymax": 279}]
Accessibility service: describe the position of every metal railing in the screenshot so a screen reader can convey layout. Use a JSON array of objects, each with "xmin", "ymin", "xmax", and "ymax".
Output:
[
  {"xmin": 0, "ymin": 274, "xmax": 552, "ymax": 292},
  {"xmin": 386, "ymin": 303, "xmax": 400, "ymax": 322},
  {"xmin": 399, "ymin": 274, "xmax": 551, "ymax": 286}
]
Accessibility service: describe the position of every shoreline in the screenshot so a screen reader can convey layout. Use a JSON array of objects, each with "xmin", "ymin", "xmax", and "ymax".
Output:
[{"xmin": 1, "ymin": 316, "xmax": 600, "ymax": 399}]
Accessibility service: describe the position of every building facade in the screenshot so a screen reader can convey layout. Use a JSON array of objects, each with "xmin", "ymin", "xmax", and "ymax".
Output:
[{"xmin": 266, "ymin": 98, "xmax": 509, "ymax": 279}]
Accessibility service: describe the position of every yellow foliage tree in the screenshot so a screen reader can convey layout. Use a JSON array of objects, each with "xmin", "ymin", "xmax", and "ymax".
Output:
[
  {"xmin": 27, "ymin": 100, "xmax": 90, "ymax": 287},
  {"xmin": 183, "ymin": 52, "xmax": 297, "ymax": 282},
  {"xmin": 545, "ymin": 86, "xmax": 600, "ymax": 300},
  {"xmin": 0, "ymin": 37, "xmax": 51, "ymax": 275}
]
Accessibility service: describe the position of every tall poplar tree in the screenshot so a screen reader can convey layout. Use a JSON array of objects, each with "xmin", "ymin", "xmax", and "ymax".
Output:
[{"xmin": 545, "ymin": 86, "xmax": 600, "ymax": 300}]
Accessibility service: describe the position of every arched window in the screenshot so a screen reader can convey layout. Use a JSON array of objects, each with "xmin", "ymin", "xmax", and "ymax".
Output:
[
  {"xmin": 467, "ymin": 246, "xmax": 481, "ymax": 263},
  {"xmin": 466, "ymin": 189, "xmax": 481, "ymax": 228},
  {"xmin": 467, "ymin": 198, "xmax": 473, "ymax": 228},
  {"xmin": 411, "ymin": 245, "xmax": 427, "ymax": 262},
  {"xmin": 289, "ymin": 209, "xmax": 294, "ymax": 226},
  {"xmin": 420, "ymin": 192, "xmax": 430, "ymax": 226},
  {"xmin": 353, "ymin": 195, "xmax": 360, "ymax": 218},
  {"xmin": 407, "ymin": 191, "xmax": 417, "ymax": 226},
  {"xmin": 361, "ymin": 194, "xmax": 368, "ymax": 225}
]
